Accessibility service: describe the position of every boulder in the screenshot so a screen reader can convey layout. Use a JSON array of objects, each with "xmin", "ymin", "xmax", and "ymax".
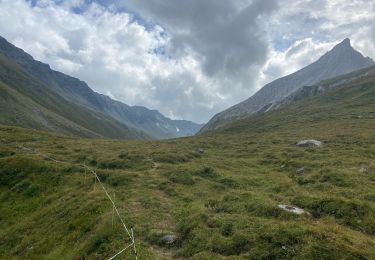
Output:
[
  {"xmin": 296, "ymin": 140, "xmax": 323, "ymax": 147},
  {"xmin": 278, "ymin": 204, "xmax": 305, "ymax": 215},
  {"xmin": 296, "ymin": 167, "xmax": 305, "ymax": 174},
  {"xmin": 161, "ymin": 234, "xmax": 177, "ymax": 245},
  {"xmin": 197, "ymin": 148, "xmax": 205, "ymax": 154}
]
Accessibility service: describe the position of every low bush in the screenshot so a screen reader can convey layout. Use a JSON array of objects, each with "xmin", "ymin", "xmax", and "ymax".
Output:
[
  {"xmin": 195, "ymin": 167, "xmax": 219, "ymax": 179},
  {"xmin": 0, "ymin": 156, "xmax": 50, "ymax": 186},
  {"xmin": 165, "ymin": 170, "xmax": 195, "ymax": 185},
  {"xmin": 153, "ymin": 153, "xmax": 190, "ymax": 164}
]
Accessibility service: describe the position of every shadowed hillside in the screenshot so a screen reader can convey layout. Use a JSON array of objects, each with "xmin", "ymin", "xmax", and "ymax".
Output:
[
  {"xmin": 0, "ymin": 53, "xmax": 148, "ymax": 139},
  {"xmin": 0, "ymin": 36, "xmax": 203, "ymax": 139}
]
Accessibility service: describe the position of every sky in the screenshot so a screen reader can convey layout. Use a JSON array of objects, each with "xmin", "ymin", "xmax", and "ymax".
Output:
[{"xmin": 0, "ymin": 0, "xmax": 374, "ymax": 123}]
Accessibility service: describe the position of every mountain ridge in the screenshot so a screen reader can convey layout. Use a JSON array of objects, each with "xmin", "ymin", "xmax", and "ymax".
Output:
[
  {"xmin": 0, "ymin": 52, "xmax": 148, "ymax": 139},
  {"xmin": 200, "ymin": 38, "xmax": 374, "ymax": 133},
  {"xmin": 0, "ymin": 35, "xmax": 202, "ymax": 139}
]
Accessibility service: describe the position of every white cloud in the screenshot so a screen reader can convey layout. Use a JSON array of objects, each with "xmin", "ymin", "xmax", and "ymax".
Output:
[
  {"xmin": 0, "ymin": 0, "xmax": 373, "ymax": 123},
  {"xmin": 258, "ymin": 38, "xmax": 336, "ymax": 88}
]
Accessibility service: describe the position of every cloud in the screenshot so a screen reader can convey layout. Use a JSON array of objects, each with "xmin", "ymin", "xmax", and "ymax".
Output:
[
  {"xmin": 258, "ymin": 38, "xmax": 336, "ymax": 87},
  {"xmin": 119, "ymin": 0, "xmax": 280, "ymax": 111},
  {"xmin": 124, "ymin": 0, "xmax": 278, "ymax": 77},
  {"xmin": 0, "ymin": 0, "xmax": 373, "ymax": 123},
  {"xmin": 257, "ymin": 0, "xmax": 375, "ymax": 87}
]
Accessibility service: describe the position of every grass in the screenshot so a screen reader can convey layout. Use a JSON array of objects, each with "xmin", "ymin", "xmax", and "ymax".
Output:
[{"xmin": 0, "ymin": 70, "xmax": 374, "ymax": 259}]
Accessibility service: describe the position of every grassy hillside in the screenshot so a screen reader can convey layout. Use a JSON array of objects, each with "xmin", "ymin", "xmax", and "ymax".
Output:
[
  {"xmin": 0, "ymin": 35, "xmax": 202, "ymax": 140},
  {"xmin": 0, "ymin": 54, "xmax": 148, "ymax": 140},
  {"xmin": 0, "ymin": 69, "xmax": 374, "ymax": 259}
]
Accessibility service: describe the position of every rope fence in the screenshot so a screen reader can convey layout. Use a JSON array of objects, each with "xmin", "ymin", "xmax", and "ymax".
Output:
[{"xmin": 6, "ymin": 141, "xmax": 138, "ymax": 260}]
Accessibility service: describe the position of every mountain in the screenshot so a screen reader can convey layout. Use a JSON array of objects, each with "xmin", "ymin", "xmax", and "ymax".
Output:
[
  {"xmin": 200, "ymin": 38, "xmax": 374, "ymax": 132},
  {"xmin": 0, "ymin": 36, "xmax": 202, "ymax": 139},
  {"xmin": 0, "ymin": 52, "xmax": 148, "ymax": 139},
  {"xmin": 270, "ymin": 65, "xmax": 375, "ymax": 111},
  {"xmin": 1, "ymin": 63, "xmax": 374, "ymax": 259}
]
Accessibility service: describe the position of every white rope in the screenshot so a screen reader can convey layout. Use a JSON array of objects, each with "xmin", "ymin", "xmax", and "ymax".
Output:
[
  {"xmin": 131, "ymin": 228, "xmax": 138, "ymax": 260},
  {"xmin": 112, "ymin": 192, "xmax": 115, "ymax": 229},
  {"xmin": 84, "ymin": 166, "xmax": 133, "ymax": 240},
  {"xmin": 11, "ymin": 143, "xmax": 138, "ymax": 259},
  {"xmin": 108, "ymin": 242, "xmax": 134, "ymax": 260}
]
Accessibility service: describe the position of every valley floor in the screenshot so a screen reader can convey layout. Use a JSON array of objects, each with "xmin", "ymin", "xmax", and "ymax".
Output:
[
  {"xmin": 0, "ymin": 115, "xmax": 374, "ymax": 259},
  {"xmin": 1, "ymin": 74, "xmax": 375, "ymax": 259}
]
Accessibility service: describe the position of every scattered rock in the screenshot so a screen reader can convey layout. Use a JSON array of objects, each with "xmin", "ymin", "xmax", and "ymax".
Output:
[
  {"xmin": 278, "ymin": 204, "xmax": 306, "ymax": 215},
  {"xmin": 296, "ymin": 167, "xmax": 305, "ymax": 174},
  {"xmin": 296, "ymin": 139, "xmax": 323, "ymax": 147},
  {"xmin": 360, "ymin": 167, "xmax": 368, "ymax": 173},
  {"xmin": 197, "ymin": 148, "xmax": 204, "ymax": 154},
  {"xmin": 161, "ymin": 234, "xmax": 177, "ymax": 245}
]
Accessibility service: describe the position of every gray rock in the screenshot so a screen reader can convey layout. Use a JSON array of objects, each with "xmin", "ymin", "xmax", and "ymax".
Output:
[
  {"xmin": 161, "ymin": 234, "xmax": 177, "ymax": 245},
  {"xmin": 197, "ymin": 148, "xmax": 205, "ymax": 154},
  {"xmin": 296, "ymin": 140, "xmax": 323, "ymax": 147},
  {"xmin": 278, "ymin": 204, "xmax": 305, "ymax": 215},
  {"xmin": 296, "ymin": 167, "xmax": 305, "ymax": 174}
]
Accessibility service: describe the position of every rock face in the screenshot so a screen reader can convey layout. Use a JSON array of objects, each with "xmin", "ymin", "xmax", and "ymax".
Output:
[
  {"xmin": 200, "ymin": 39, "xmax": 374, "ymax": 133},
  {"xmin": 0, "ymin": 35, "xmax": 203, "ymax": 139},
  {"xmin": 296, "ymin": 140, "xmax": 323, "ymax": 147}
]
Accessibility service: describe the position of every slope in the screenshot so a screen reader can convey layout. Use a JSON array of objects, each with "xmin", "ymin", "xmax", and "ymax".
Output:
[
  {"xmin": 0, "ymin": 36, "xmax": 202, "ymax": 139},
  {"xmin": 0, "ymin": 61, "xmax": 374, "ymax": 259},
  {"xmin": 0, "ymin": 53, "xmax": 148, "ymax": 139},
  {"xmin": 200, "ymin": 38, "xmax": 374, "ymax": 133}
]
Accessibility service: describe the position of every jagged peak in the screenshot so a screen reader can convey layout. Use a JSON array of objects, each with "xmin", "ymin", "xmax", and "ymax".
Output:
[
  {"xmin": 319, "ymin": 38, "xmax": 373, "ymax": 63},
  {"xmin": 330, "ymin": 38, "xmax": 354, "ymax": 53},
  {"xmin": 340, "ymin": 38, "xmax": 351, "ymax": 47}
]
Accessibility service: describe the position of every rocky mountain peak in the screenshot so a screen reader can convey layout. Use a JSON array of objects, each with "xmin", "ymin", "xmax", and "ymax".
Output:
[
  {"xmin": 200, "ymin": 38, "xmax": 374, "ymax": 133},
  {"xmin": 338, "ymin": 38, "xmax": 351, "ymax": 47},
  {"xmin": 321, "ymin": 38, "xmax": 373, "ymax": 65}
]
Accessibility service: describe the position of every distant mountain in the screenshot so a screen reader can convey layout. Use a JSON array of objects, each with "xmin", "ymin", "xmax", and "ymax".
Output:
[
  {"xmin": 0, "ymin": 36, "xmax": 202, "ymax": 139},
  {"xmin": 0, "ymin": 53, "xmax": 148, "ymax": 139},
  {"xmin": 200, "ymin": 39, "xmax": 374, "ymax": 133}
]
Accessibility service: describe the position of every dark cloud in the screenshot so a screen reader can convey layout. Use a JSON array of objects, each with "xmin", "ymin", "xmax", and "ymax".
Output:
[
  {"xmin": 122, "ymin": 0, "xmax": 278, "ymax": 79},
  {"xmin": 1, "ymin": 0, "xmax": 374, "ymax": 123}
]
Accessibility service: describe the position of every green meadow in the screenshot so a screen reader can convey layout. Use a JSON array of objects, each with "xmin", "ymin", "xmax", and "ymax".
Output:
[{"xmin": 0, "ymin": 72, "xmax": 374, "ymax": 259}]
